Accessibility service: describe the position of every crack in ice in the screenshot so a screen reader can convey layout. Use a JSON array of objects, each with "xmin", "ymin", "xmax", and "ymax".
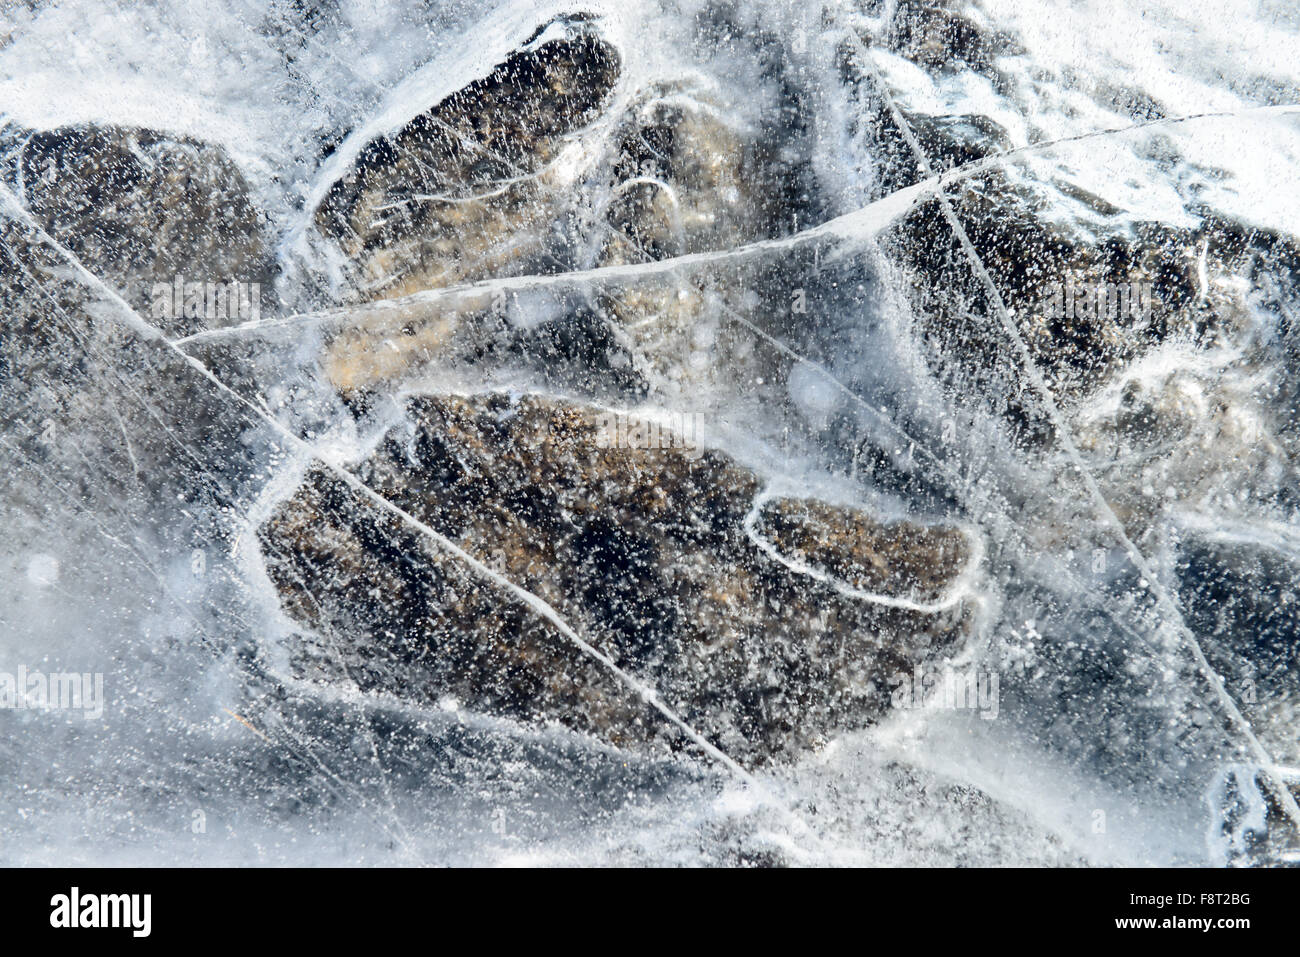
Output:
[
  {"xmin": 0, "ymin": 186, "xmax": 797, "ymax": 809},
  {"xmin": 843, "ymin": 26, "xmax": 1300, "ymax": 835}
]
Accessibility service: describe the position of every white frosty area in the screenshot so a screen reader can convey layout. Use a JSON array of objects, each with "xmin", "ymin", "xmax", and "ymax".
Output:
[{"xmin": 1, "ymin": 0, "xmax": 1299, "ymax": 865}]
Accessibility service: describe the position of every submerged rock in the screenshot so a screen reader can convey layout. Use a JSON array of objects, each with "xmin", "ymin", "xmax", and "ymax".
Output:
[
  {"xmin": 258, "ymin": 392, "xmax": 979, "ymax": 766},
  {"xmin": 0, "ymin": 120, "xmax": 271, "ymax": 513},
  {"xmin": 591, "ymin": 79, "xmax": 803, "ymax": 398},
  {"xmin": 308, "ymin": 13, "xmax": 811, "ymax": 405},
  {"xmin": 7, "ymin": 123, "xmax": 272, "ymax": 338},
  {"xmin": 885, "ymin": 0, "xmax": 1021, "ymax": 78},
  {"xmin": 308, "ymin": 14, "xmax": 647, "ymax": 399},
  {"xmin": 1177, "ymin": 532, "xmax": 1300, "ymax": 768},
  {"xmin": 0, "ymin": 209, "xmax": 260, "ymax": 548},
  {"xmin": 311, "ymin": 14, "xmax": 621, "ymax": 303},
  {"xmin": 838, "ymin": 13, "xmax": 1300, "ymax": 535},
  {"xmin": 837, "ymin": 12, "xmax": 1299, "ymax": 429}
]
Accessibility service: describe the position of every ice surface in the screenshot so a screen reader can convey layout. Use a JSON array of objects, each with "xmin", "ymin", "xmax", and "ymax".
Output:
[{"xmin": 2, "ymin": 0, "xmax": 1300, "ymax": 865}]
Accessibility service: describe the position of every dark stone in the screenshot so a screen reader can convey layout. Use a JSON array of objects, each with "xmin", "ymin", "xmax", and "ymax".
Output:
[
  {"xmin": 13, "ymin": 123, "xmax": 272, "ymax": 337},
  {"xmin": 258, "ymin": 392, "xmax": 979, "ymax": 766}
]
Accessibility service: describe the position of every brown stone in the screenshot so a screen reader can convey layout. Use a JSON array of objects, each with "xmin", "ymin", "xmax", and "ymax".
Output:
[{"xmin": 258, "ymin": 392, "xmax": 980, "ymax": 766}]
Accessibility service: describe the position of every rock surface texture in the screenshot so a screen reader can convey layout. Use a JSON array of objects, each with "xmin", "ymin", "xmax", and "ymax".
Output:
[{"xmin": 259, "ymin": 392, "xmax": 977, "ymax": 766}]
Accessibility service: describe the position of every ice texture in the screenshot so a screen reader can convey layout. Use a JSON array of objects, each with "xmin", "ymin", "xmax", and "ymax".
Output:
[{"xmin": 2, "ymin": 0, "xmax": 1300, "ymax": 865}]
